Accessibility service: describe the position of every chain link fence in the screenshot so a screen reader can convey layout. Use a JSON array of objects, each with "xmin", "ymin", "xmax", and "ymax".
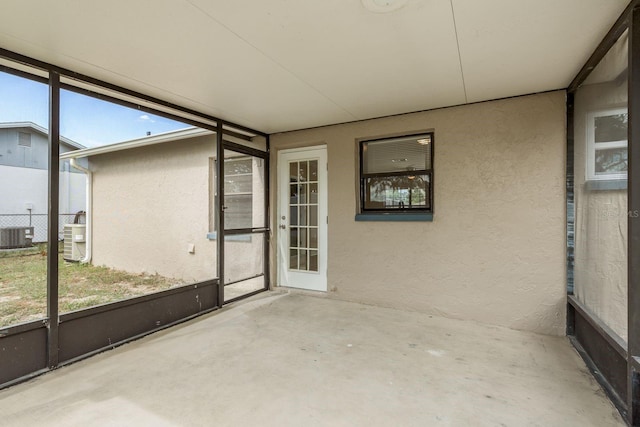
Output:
[{"xmin": 0, "ymin": 213, "xmax": 85, "ymax": 243}]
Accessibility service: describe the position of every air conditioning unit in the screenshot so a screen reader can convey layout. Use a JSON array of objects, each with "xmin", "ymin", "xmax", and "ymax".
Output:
[
  {"xmin": 0, "ymin": 227, "xmax": 34, "ymax": 249},
  {"xmin": 63, "ymin": 224, "xmax": 86, "ymax": 262}
]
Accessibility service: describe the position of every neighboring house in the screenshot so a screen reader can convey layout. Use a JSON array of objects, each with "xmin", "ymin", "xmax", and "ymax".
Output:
[
  {"xmin": 0, "ymin": 122, "xmax": 86, "ymax": 242},
  {"xmin": 60, "ymin": 128, "xmax": 265, "ymax": 286}
]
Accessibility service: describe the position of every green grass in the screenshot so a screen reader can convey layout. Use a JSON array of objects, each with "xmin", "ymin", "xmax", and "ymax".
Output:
[{"xmin": 0, "ymin": 244, "xmax": 179, "ymax": 328}]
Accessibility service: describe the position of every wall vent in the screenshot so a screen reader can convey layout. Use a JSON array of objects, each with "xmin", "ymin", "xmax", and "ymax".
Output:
[{"xmin": 18, "ymin": 132, "xmax": 32, "ymax": 148}]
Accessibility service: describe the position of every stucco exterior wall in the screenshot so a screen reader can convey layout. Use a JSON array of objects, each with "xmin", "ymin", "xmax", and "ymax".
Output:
[
  {"xmin": 270, "ymin": 91, "xmax": 567, "ymax": 336},
  {"xmin": 573, "ymin": 80, "xmax": 628, "ymax": 341},
  {"xmin": 91, "ymin": 136, "xmax": 217, "ymax": 283},
  {"xmin": 90, "ymin": 136, "xmax": 265, "ymax": 287}
]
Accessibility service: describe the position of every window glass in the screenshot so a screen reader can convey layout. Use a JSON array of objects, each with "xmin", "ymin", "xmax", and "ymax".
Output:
[
  {"xmin": 364, "ymin": 175, "xmax": 430, "ymax": 210},
  {"xmin": 587, "ymin": 108, "xmax": 628, "ymax": 180},
  {"xmin": 363, "ymin": 135, "xmax": 431, "ymax": 174},
  {"xmin": 222, "ymin": 150, "xmax": 266, "ymax": 230},
  {"xmin": 360, "ymin": 133, "xmax": 433, "ymax": 213},
  {"xmin": 224, "ymin": 157, "xmax": 253, "ymax": 230}
]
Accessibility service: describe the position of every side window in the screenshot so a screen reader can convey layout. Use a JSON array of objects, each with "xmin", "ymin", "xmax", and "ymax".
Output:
[
  {"xmin": 587, "ymin": 108, "xmax": 628, "ymax": 181},
  {"xmin": 359, "ymin": 133, "xmax": 433, "ymax": 214},
  {"xmin": 209, "ymin": 155, "xmax": 255, "ymax": 233},
  {"xmin": 224, "ymin": 156, "xmax": 253, "ymax": 230}
]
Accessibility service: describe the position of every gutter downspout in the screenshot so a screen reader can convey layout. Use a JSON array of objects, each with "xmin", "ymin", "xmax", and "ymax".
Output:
[{"xmin": 70, "ymin": 158, "xmax": 92, "ymax": 264}]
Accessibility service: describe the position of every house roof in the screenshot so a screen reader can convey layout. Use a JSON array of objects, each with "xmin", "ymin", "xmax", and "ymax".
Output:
[
  {"xmin": 59, "ymin": 127, "xmax": 211, "ymax": 159},
  {"xmin": 0, "ymin": 121, "xmax": 84, "ymax": 150},
  {"xmin": 0, "ymin": 1, "xmax": 630, "ymax": 134}
]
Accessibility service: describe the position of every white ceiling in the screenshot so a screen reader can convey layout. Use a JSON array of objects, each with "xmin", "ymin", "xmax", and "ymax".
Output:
[{"xmin": 0, "ymin": 0, "xmax": 630, "ymax": 134}]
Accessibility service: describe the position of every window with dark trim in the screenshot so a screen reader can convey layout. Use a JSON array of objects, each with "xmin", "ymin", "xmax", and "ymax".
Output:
[{"xmin": 359, "ymin": 133, "xmax": 433, "ymax": 215}]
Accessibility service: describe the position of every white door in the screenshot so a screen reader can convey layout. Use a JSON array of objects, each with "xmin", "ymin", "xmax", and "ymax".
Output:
[{"xmin": 277, "ymin": 146, "xmax": 327, "ymax": 291}]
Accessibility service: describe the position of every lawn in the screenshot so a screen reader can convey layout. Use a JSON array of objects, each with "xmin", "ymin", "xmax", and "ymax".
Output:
[{"xmin": 0, "ymin": 244, "xmax": 180, "ymax": 328}]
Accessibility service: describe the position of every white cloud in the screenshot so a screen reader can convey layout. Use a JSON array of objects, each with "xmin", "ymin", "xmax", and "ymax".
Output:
[{"xmin": 138, "ymin": 114, "xmax": 155, "ymax": 123}]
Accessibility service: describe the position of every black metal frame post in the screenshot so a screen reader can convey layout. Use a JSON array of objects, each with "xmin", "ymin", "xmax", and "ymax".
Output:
[
  {"xmin": 216, "ymin": 122, "xmax": 225, "ymax": 308},
  {"xmin": 629, "ymin": 5, "xmax": 640, "ymax": 425},
  {"xmin": 47, "ymin": 71, "xmax": 60, "ymax": 368},
  {"xmin": 566, "ymin": 91, "xmax": 576, "ymax": 335},
  {"xmin": 264, "ymin": 135, "xmax": 271, "ymax": 291}
]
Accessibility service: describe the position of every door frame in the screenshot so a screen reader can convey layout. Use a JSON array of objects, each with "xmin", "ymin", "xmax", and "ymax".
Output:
[{"xmin": 276, "ymin": 145, "xmax": 328, "ymax": 291}]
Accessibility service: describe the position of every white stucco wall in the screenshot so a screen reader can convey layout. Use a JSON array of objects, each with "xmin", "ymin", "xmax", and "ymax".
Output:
[
  {"xmin": 270, "ymin": 91, "xmax": 567, "ymax": 336},
  {"xmin": 0, "ymin": 165, "xmax": 86, "ymax": 241},
  {"xmin": 0, "ymin": 165, "xmax": 85, "ymax": 215},
  {"xmin": 91, "ymin": 136, "xmax": 216, "ymax": 283}
]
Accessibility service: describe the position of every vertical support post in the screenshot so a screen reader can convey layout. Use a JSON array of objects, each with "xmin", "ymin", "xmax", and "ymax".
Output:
[
  {"xmin": 628, "ymin": 5, "xmax": 640, "ymax": 425},
  {"xmin": 264, "ymin": 135, "xmax": 271, "ymax": 291},
  {"xmin": 216, "ymin": 122, "xmax": 224, "ymax": 308},
  {"xmin": 566, "ymin": 91, "xmax": 576, "ymax": 335},
  {"xmin": 47, "ymin": 71, "xmax": 60, "ymax": 368}
]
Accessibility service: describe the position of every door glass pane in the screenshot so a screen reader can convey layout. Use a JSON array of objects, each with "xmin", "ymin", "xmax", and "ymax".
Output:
[
  {"xmin": 299, "ymin": 206, "xmax": 307, "ymax": 226},
  {"xmin": 289, "ymin": 161, "xmax": 297, "ymax": 183},
  {"xmin": 290, "ymin": 249, "xmax": 298, "ymax": 270},
  {"xmin": 300, "ymin": 227, "xmax": 308, "ymax": 248},
  {"xmin": 289, "ymin": 183, "xmax": 298, "ymax": 205},
  {"xmin": 300, "ymin": 183, "xmax": 308, "ymax": 204},
  {"xmin": 309, "ymin": 250, "xmax": 318, "ymax": 272},
  {"xmin": 299, "ymin": 249, "xmax": 308, "ymax": 270},
  {"xmin": 285, "ymin": 156, "xmax": 321, "ymax": 273},
  {"xmin": 309, "ymin": 228, "xmax": 318, "ymax": 249}
]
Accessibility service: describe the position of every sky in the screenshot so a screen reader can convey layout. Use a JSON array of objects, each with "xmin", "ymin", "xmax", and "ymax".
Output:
[{"xmin": 0, "ymin": 71, "xmax": 189, "ymax": 148}]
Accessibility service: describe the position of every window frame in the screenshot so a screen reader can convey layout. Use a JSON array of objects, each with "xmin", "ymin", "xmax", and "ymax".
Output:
[
  {"xmin": 358, "ymin": 132, "xmax": 434, "ymax": 218},
  {"xmin": 223, "ymin": 156, "xmax": 254, "ymax": 231},
  {"xmin": 586, "ymin": 107, "xmax": 628, "ymax": 181}
]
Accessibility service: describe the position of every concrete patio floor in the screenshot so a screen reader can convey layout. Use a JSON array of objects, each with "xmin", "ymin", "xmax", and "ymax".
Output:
[{"xmin": 0, "ymin": 291, "xmax": 625, "ymax": 426}]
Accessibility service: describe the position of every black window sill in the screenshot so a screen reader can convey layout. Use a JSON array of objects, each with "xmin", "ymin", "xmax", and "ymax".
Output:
[
  {"xmin": 585, "ymin": 179, "xmax": 627, "ymax": 191},
  {"xmin": 355, "ymin": 212, "xmax": 433, "ymax": 222}
]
